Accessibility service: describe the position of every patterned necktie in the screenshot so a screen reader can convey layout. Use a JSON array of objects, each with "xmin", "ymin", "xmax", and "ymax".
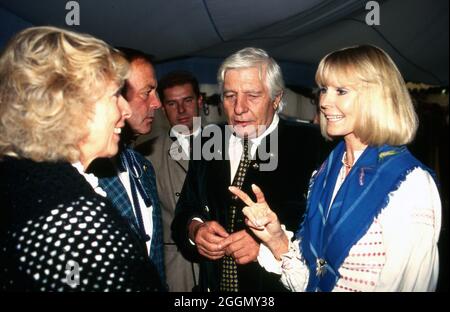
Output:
[{"xmin": 220, "ymin": 137, "xmax": 251, "ymax": 292}]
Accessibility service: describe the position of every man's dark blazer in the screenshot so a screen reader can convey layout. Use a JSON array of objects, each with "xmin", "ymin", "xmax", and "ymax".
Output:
[{"xmin": 171, "ymin": 117, "xmax": 332, "ymax": 292}]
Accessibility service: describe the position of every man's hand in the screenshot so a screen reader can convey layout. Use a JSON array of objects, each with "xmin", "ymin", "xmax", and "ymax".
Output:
[
  {"xmin": 222, "ymin": 229, "xmax": 260, "ymax": 265},
  {"xmin": 229, "ymin": 184, "xmax": 289, "ymax": 259},
  {"xmin": 188, "ymin": 220, "xmax": 230, "ymax": 260}
]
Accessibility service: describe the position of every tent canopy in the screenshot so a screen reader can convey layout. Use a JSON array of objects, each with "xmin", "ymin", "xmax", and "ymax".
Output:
[{"xmin": 0, "ymin": 0, "xmax": 448, "ymax": 85}]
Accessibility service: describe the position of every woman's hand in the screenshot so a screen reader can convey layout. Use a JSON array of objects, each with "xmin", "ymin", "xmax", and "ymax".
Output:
[{"xmin": 228, "ymin": 184, "xmax": 289, "ymax": 259}]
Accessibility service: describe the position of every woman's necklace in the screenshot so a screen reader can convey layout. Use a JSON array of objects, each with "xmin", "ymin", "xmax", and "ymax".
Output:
[
  {"xmin": 342, "ymin": 152, "xmax": 353, "ymax": 169},
  {"xmin": 342, "ymin": 152, "xmax": 353, "ymax": 176}
]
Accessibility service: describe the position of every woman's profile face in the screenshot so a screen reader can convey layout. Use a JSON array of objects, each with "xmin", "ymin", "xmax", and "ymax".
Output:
[
  {"xmin": 319, "ymin": 79, "xmax": 358, "ymax": 140},
  {"xmin": 79, "ymin": 82, "xmax": 131, "ymax": 167}
]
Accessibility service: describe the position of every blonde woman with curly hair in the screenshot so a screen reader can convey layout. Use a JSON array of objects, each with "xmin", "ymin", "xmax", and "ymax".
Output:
[
  {"xmin": 229, "ymin": 45, "xmax": 441, "ymax": 292},
  {"xmin": 0, "ymin": 26, "xmax": 163, "ymax": 291}
]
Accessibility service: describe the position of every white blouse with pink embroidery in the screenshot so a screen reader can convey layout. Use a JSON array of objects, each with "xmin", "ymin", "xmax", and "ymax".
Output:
[{"xmin": 257, "ymin": 166, "xmax": 441, "ymax": 292}]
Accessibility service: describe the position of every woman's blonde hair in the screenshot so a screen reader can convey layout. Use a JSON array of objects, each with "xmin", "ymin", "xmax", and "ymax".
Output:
[
  {"xmin": 315, "ymin": 45, "xmax": 418, "ymax": 146},
  {"xmin": 0, "ymin": 26, "xmax": 129, "ymax": 162}
]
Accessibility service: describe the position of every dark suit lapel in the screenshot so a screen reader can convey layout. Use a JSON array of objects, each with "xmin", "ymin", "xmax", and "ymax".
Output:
[
  {"xmin": 255, "ymin": 124, "xmax": 280, "ymax": 163},
  {"xmin": 206, "ymin": 158, "xmax": 230, "ymax": 226},
  {"xmin": 205, "ymin": 127, "xmax": 231, "ymax": 225}
]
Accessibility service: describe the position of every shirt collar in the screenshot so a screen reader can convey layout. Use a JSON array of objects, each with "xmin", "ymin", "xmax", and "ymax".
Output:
[
  {"xmin": 169, "ymin": 124, "xmax": 201, "ymax": 158},
  {"xmin": 72, "ymin": 162, "xmax": 107, "ymax": 197},
  {"xmin": 250, "ymin": 113, "xmax": 279, "ymax": 147},
  {"xmin": 170, "ymin": 123, "xmax": 201, "ymax": 141}
]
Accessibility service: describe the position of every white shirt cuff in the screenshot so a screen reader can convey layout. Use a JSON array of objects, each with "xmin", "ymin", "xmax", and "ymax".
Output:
[
  {"xmin": 257, "ymin": 225, "xmax": 294, "ymax": 274},
  {"xmin": 188, "ymin": 217, "xmax": 204, "ymax": 246}
]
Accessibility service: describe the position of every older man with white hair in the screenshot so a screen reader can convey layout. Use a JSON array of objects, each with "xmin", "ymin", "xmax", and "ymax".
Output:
[{"xmin": 172, "ymin": 47, "xmax": 330, "ymax": 292}]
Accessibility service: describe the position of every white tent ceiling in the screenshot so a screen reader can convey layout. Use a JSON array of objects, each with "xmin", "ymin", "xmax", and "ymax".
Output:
[{"xmin": 0, "ymin": 0, "xmax": 448, "ymax": 85}]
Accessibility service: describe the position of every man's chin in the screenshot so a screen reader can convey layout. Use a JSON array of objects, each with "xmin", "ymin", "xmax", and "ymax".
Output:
[
  {"xmin": 232, "ymin": 124, "xmax": 259, "ymax": 139},
  {"xmin": 137, "ymin": 125, "xmax": 152, "ymax": 136}
]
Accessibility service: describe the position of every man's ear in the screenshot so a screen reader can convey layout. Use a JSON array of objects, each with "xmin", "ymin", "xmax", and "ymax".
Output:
[
  {"xmin": 197, "ymin": 94, "xmax": 203, "ymax": 110},
  {"xmin": 272, "ymin": 91, "xmax": 283, "ymax": 110}
]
